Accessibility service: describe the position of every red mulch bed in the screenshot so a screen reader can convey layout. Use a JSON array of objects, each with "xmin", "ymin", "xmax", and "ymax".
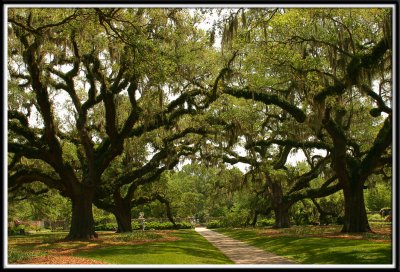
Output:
[{"xmin": 16, "ymin": 255, "xmax": 107, "ymax": 264}]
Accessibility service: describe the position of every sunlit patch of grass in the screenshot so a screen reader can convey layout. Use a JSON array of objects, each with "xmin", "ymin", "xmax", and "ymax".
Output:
[
  {"xmin": 74, "ymin": 230, "xmax": 233, "ymax": 264},
  {"xmin": 251, "ymin": 224, "xmax": 391, "ymax": 243},
  {"xmin": 110, "ymin": 231, "xmax": 163, "ymax": 242},
  {"xmin": 217, "ymin": 227, "xmax": 392, "ymax": 264},
  {"xmin": 8, "ymin": 230, "xmax": 233, "ymax": 264},
  {"xmin": 8, "ymin": 248, "xmax": 46, "ymax": 263},
  {"xmin": 262, "ymin": 224, "xmax": 342, "ymax": 237}
]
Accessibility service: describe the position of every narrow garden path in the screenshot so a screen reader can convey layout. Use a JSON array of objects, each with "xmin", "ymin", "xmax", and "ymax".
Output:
[{"xmin": 195, "ymin": 227, "xmax": 296, "ymax": 264}]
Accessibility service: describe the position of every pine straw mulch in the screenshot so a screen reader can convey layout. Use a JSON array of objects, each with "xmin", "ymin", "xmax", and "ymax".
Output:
[{"xmin": 16, "ymin": 255, "xmax": 108, "ymax": 265}]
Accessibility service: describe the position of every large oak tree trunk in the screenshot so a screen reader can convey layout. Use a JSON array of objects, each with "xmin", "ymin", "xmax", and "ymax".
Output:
[
  {"xmin": 114, "ymin": 207, "xmax": 132, "ymax": 233},
  {"xmin": 341, "ymin": 181, "xmax": 371, "ymax": 233},
  {"xmin": 113, "ymin": 190, "xmax": 132, "ymax": 232},
  {"xmin": 273, "ymin": 205, "xmax": 290, "ymax": 228},
  {"xmin": 66, "ymin": 189, "xmax": 98, "ymax": 240}
]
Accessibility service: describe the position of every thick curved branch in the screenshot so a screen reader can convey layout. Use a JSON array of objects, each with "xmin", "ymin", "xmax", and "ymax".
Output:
[
  {"xmin": 273, "ymin": 145, "xmax": 292, "ymax": 170},
  {"xmin": 285, "ymin": 178, "xmax": 341, "ymax": 204},
  {"xmin": 248, "ymin": 138, "xmax": 332, "ymax": 151},
  {"xmin": 8, "ymin": 142, "xmax": 49, "ymax": 162},
  {"xmin": 360, "ymin": 117, "xmax": 392, "ymax": 180},
  {"xmin": 287, "ymin": 156, "xmax": 330, "ymax": 194},
  {"xmin": 360, "ymin": 84, "xmax": 392, "ymax": 114},
  {"xmin": 222, "ymin": 150, "xmax": 256, "ymax": 166},
  {"xmin": 153, "ymin": 194, "xmax": 177, "ymax": 226},
  {"xmin": 223, "ymin": 87, "xmax": 307, "ymax": 123},
  {"xmin": 8, "ymin": 121, "xmax": 42, "ymax": 147},
  {"xmin": 8, "ymin": 169, "xmax": 65, "ymax": 192}
]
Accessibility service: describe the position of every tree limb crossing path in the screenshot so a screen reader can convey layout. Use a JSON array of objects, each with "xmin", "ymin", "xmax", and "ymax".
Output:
[{"xmin": 195, "ymin": 228, "xmax": 296, "ymax": 264}]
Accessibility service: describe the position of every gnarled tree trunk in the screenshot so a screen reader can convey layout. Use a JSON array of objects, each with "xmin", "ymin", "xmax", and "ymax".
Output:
[
  {"xmin": 341, "ymin": 181, "xmax": 371, "ymax": 233},
  {"xmin": 114, "ymin": 209, "xmax": 132, "ymax": 233},
  {"xmin": 273, "ymin": 204, "xmax": 290, "ymax": 228},
  {"xmin": 66, "ymin": 189, "xmax": 97, "ymax": 240},
  {"xmin": 113, "ymin": 191, "xmax": 132, "ymax": 233}
]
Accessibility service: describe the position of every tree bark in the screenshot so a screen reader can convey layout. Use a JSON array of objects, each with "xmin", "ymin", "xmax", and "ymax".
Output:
[
  {"xmin": 273, "ymin": 205, "xmax": 290, "ymax": 228},
  {"xmin": 114, "ymin": 209, "xmax": 132, "ymax": 233},
  {"xmin": 113, "ymin": 191, "xmax": 133, "ymax": 233},
  {"xmin": 65, "ymin": 189, "xmax": 98, "ymax": 240},
  {"xmin": 341, "ymin": 181, "xmax": 371, "ymax": 233},
  {"xmin": 154, "ymin": 195, "xmax": 177, "ymax": 227},
  {"xmin": 311, "ymin": 198, "xmax": 332, "ymax": 225},
  {"xmin": 250, "ymin": 211, "xmax": 259, "ymax": 227}
]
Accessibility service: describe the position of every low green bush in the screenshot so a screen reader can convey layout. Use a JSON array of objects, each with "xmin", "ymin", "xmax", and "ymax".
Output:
[
  {"xmin": 291, "ymin": 211, "xmax": 312, "ymax": 226},
  {"xmin": 95, "ymin": 223, "xmax": 117, "ymax": 231},
  {"xmin": 206, "ymin": 220, "xmax": 225, "ymax": 229},
  {"xmin": 368, "ymin": 213, "xmax": 383, "ymax": 221},
  {"xmin": 175, "ymin": 222, "xmax": 193, "ymax": 229},
  {"xmin": 256, "ymin": 218, "xmax": 275, "ymax": 227},
  {"xmin": 132, "ymin": 221, "xmax": 141, "ymax": 230},
  {"xmin": 146, "ymin": 221, "xmax": 193, "ymax": 230},
  {"xmin": 8, "ymin": 225, "xmax": 26, "ymax": 235},
  {"xmin": 25, "ymin": 225, "xmax": 46, "ymax": 232},
  {"xmin": 145, "ymin": 222, "xmax": 168, "ymax": 230},
  {"xmin": 221, "ymin": 209, "xmax": 250, "ymax": 227},
  {"xmin": 131, "ymin": 221, "xmax": 193, "ymax": 230}
]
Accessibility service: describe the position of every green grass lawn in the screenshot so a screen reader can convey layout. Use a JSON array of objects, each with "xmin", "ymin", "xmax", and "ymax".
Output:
[
  {"xmin": 8, "ymin": 224, "xmax": 392, "ymax": 265},
  {"xmin": 216, "ymin": 224, "xmax": 392, "ymax": 264},
  {"xmin": 8, "ymin": 230, "xmax": 233, "ymax": 264},
  {"xmin": 74, "ymin": 230, "xmax": 233, "ymax": 264}
]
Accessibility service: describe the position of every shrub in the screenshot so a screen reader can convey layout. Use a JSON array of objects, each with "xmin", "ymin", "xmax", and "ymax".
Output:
[
  {"xmin": 175, "ymin": 222, "xmax": 193, "ymax": 229},
  {"xmin": 132, "ymin": 221, "xmax": 193, "ymax": 230},
  {"xmin": 368, "ymin": 213, "xmax": 383, "ymax": 221},
  {"xmin": 206, "ymin": 220, "xmax": 225, "ymax": 229},
  {"xmin": 291, "ymin": 199, "xmax": 319, "ymax": 226},
  {"xmin": 221, "ymin": 209, "xmax": 250, "ymax": 227},
  {"xmin": 256, "ymin": 218, "xmax": 275, "ymax": 227},
  {"xmin": 291, "ymin": 212, "xmax": 312, "ymax": 226},
  {"xmin": 25, "ymin": 225, "xmax": 44, "ymax": 232},
  {"xmin": 132, "ymin": 221, "xmax": 141, "ymax": 230},
  {"xmin": 8, "ymin": 225, "xmax": 26, "ymax": 235},
  {"xmin": 148, "ymin": 221, "xmax": 193, "ymax": 230},
  {"xmin": 95, "ymin": 223, "xmax": 117, "ymax": 231}
]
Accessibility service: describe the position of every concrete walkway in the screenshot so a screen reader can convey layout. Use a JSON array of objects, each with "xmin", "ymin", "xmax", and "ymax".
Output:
[{"xmin": 195, "ymin": 227, "xmax": 295, "ymax": 264}]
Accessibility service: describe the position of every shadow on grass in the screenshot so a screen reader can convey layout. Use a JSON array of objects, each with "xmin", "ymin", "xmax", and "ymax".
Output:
[{"xmin": 217, "ymin": 229, "xmax": 392, "ymax": 264}]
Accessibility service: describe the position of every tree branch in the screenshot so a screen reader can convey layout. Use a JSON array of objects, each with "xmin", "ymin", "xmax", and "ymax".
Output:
[{"xmin": 223, "ymin": 87, "xmax": 306, "ymax": 123}]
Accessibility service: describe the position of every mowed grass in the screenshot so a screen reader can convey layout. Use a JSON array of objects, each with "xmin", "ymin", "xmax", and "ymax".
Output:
[
  {"xmin": 74, "ymin": 230, "xmax": 233, "ymax": 264},
  {"xmin": 216, "ymin": 223, "xmax": 392, "ymax": 264},
  {"xmin": 8, "ymin": 230, "xmax": 233, "ymax": 264}
]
